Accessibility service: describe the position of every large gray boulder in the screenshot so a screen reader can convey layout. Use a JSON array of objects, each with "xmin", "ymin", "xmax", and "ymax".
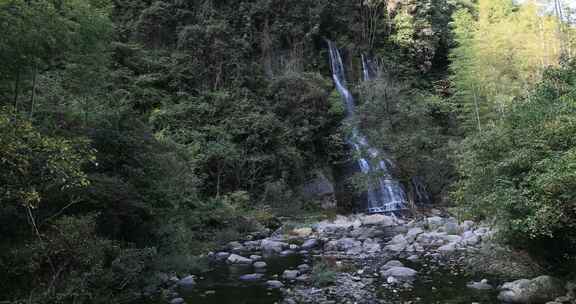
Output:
[
  {"xmin": 385, "ymin": 235, "xmax": 408, "ymax": 252},
  {"xmin": 498, "ymin": 276, "xmax": 565, "ymax": 303}
]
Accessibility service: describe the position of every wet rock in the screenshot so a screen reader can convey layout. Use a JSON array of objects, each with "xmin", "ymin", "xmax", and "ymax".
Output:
[
  {"xmin": 498, "ymin": 276, "xmax": 565, "ymax": 303},
  {"xmin": 301, "ymin": 238, "xmax": 320, "ymax": 250},
  {"xmin": 283, "ymin": 270, "xmax": 300, "ymax": 280},
  {"xmin": 227, "ymin": 254, "xmax": 252, "ymax": 264},
  {"xmin": 289, "ymin": 244, "xmax": 300, "ymax": 250},
  {"xmin": 467, "ymin": 279, "xmax": 493, "ymax": 290},
  {"xmin": 266, "ymin": 280, "xmax": 284, "ymax": 289},
  {"xmin": 239, "ymin": 273, "xmax": 264, "ymax": 282},
  {"xmin": 253, "ymin": 261, "xmax": 267, "ymax": 269}
]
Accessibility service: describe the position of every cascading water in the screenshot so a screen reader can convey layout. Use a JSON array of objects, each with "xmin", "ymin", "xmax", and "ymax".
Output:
[{"xmin": 327, "ymin": 40, "xmax": 407, "ymax": 213}]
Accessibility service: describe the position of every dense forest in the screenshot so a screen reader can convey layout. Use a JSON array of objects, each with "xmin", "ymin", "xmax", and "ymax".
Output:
[{"xmin": 0, "ymin": 0, "xmax": 575, "ymax": 303}]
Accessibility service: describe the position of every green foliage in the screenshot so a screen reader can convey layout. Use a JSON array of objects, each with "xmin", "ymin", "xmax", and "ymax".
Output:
[
  {"xmin": 0, "ymin": 109, "xmax": 94, "ymax": 208},
  {"xmin": 311, "ymin": 260, "xmax": 338, "ymax": 287},
  {"xmin": 453, "ymin": 62, "xmax": 576, "ymax": 263}
]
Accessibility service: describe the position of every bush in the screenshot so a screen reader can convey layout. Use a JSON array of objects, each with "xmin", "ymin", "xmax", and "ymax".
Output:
[
  {"xmin": 453, "ymin": 62, "xmax": 576, "ymax": 266},
  {"xmin": 311, "ymin": 259, "xmax": 338, "ymax": 287}
]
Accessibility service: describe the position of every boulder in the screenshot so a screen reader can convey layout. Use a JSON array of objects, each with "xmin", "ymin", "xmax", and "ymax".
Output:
[
  {"xmin": 438, "ymin": 242, "xmax": 457, "ymax": 253},
  {"xmin": 215, "ymin": 252, "xmax": 231, "ymax": 261},
  {"xmin": 362, "ymin": 239, "xmax": 382, "ymax": 253},
  {"xmin": 381, "ymin": 266, "xmax": 418, "ymax": 281},
  {"xmin": 250, "ymin": 255, "xmax": 262, "ymax": 261},
  {"xmin": 406, "ymin": 227, "xmax": 424, "ymax": 243},
  {"xmin": 385, "ymin": 235, "xmax": 408, "ymax": 252},
  {"xmin": 301, "ymin": 238, "xmax": 320, "ymax": 250},
  {"xmin": 227, "ymin": 254, "xmax": 252, "ymax": 264},
  {"xmin": 498, "ymin": 276, "xmax": 566, "ymax": 303},
  {"xmin": 361, "ymin": 214, "xmax": 395, "ymax": 226},
  {"xmin": 427, "ymin": 216, "xmax": 444, "ymax": 229},
  {"xmin": 337, "ymin": 238, "xmax": 362, "ymax": 252},
  {"xmin": 261, "ymin": 239, "xmax": 288, "ymax": 254},
  {"xmin": 177, "ymin": 275, "xmax": 196, "ymax": 292},
  {"xmin": 253, "ymin": 261, "xmax": 267, "ymax": 269},
  {"xmin": 266, "ymin": 280, "xmax": 285, "ymax": 289},
  {"xmin": 297, "ymin": 264, "xmax": 311, "ymax": 272},
  {"xmin": 444, "ymin": 221, "xmax": 460, "ymax": 235},
  {"xmin": 381, "ymin": 260, "xmax": 404, "ymax": 271},
  {"xmin": 170, "ymin": 298, "xmax": 185, "ymax": 304},
  {"xmin": 239, "ymin": 273, "xmax": 264, "ymax": 282},
  {"xmin": 467, "ymin": 279, "xmax": 493, "ymax": 290},
  {"xmin": 282, "ymin": 270, "xmax": 300, "ymax": 280}
]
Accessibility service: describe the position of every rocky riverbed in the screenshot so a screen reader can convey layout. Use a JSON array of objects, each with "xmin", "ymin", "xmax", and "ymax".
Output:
[{"xmin": 158, "ymin": 212, "xmax": 575, "ymax": 304}]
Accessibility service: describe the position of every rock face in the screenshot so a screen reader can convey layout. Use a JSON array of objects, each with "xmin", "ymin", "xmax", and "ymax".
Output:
[
  {"xmin": 498, "ymin": 276, "xmax": 566, "ymax": 303},
  {"xmin": 299, "ymin": 171, "xmax": 336, "ymax": 209}
]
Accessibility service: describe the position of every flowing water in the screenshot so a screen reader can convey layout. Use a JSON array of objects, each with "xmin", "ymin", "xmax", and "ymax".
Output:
[{"xmin": 327, "ymin": 41, "xmax": 407, "ymax": 213}]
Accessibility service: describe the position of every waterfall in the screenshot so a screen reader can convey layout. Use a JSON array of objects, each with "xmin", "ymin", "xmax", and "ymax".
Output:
[{"xmin": 327, "ymin": 40, "xmax": 407, "ymax": 213}]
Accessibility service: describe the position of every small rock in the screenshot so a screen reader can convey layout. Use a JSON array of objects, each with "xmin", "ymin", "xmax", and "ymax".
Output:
[
  {"xmin": 215, "ymin": 252, "xmax": 231, "ymax": 260},
  {"xmin": 261, "ymin": 239, "xmax": 288, "ymax": 255},
  {"xmin": 253, "ymin": 261, "xmax": 267, "ymax": 268},
  {"xmin": 289, "ymin": 244, "xmax": 300, "ymax": 250}
]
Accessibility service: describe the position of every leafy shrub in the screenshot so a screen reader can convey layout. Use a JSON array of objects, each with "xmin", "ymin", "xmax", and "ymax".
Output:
[
  {"xmin": 453, "ymin": 62, "xmax": 576, "ymax": 265},
  {"xmin": 311, "ymin": 260, "xmax": 338, "ymax": 287}
]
